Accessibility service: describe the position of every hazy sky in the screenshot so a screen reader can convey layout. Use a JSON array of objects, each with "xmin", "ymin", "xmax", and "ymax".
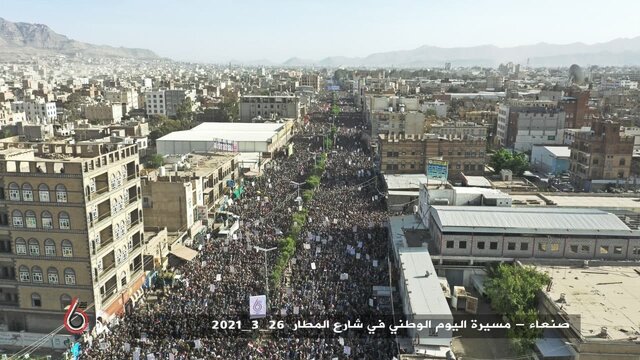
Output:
[{"xmin": 3, "ymin": 0, "xmax": 640, "ymax": 63}]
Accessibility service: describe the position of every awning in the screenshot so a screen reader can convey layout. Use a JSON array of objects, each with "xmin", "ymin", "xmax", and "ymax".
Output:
[{"xmin": 169, "ymin": 244, "xmax": 199, "ymax": 261}]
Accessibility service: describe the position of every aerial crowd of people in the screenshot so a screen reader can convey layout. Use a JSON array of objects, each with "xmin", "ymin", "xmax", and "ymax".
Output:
[{"xmin": 78, "ymin": 95, "xmax": 399, "ymax": 359}]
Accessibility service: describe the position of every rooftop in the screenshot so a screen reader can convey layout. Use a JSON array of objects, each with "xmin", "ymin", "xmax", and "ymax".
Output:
[
  {"xmin": 511, "ymin": 193, "xmax": 640, "ymax": 211},
  {"xmin": 429, "ymin": 206, "xmax": 638, "ymax": 236},
  {"xmin": 157, "ymin": 122, "xmax": 287, "ymax": 143},
  {"xmin": 384, "ymin": 174, "xmax": 431, "ymax": 190},
  {"xmin": 538, "ymin": 145, "xmax": 571, "ymax": 158},
  {"xmin": 534, "ymin": 264, "xmax": 640, "ymax": 341}
]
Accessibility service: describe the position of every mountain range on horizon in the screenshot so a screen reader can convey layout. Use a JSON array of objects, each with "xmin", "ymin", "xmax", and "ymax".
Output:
[
  {"xmin": 0, "ymin": 17, "xmax": 159, "ymax": 60},
  {"xmin": 2, "ymin": 17, "xmax": 640, "ymax": 67}
]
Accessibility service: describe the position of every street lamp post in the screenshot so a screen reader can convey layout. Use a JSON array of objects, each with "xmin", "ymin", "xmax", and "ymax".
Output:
[
  {"xmin": 254, "ymin": 246, "xmax": 277, "ymax": 304},
  {"xmin": 290, "ymin": 181, "xmax": 303, "ymax": 200}
]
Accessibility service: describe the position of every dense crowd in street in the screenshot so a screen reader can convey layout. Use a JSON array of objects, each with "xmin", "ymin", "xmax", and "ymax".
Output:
[{"xmin": 79, "ymin": 95, "xmax": 398, "ymax": 359}]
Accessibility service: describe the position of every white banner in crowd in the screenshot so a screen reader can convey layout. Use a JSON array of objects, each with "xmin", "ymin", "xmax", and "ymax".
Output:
[{"xmin": 249, "ymin": 295, "xmax": 267, "ymax": 319}]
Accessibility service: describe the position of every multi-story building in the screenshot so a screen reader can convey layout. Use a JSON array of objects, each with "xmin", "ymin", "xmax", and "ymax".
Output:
[
  {"xmin": 142, "ymin": 153, "xmax": 238, "ymax": 243},
  {"xmin": 299, "ymin": 74, "xmax": 321, "ymax": 92},
  {"xmin": 83, "ymin": 104, "xmax": 123, "ymax": 124},
  {"xmin": 560, "ymin": 89, "xmax": 590, "ymax": 128},
  {"xmin": 10, "ymin": 100, "xmax": 57, "ymax": 124},
  {"xmin": 569, "ymin": 120, "xmax": 634, "ymax": 191},
  {"xmin": 378, "ymin": 134, "xmax": 486, "ymax": 179},
  {"xmin": 238, "ymin": 95, "xmax": 301, "ymax": 122},
  {"xmin": 496, "ymin": 101, "xmax": 565, "ymax": 152},
  {"xmin": 144, "ymin": 89, "xmax": 191, "ymax": 118},
  {"xmin": 0, "ymin": 142, "xmax": 144, "ymax": 333},
  {"xmin": 371, "ymin": 111, "xmax": 425, "ymax": 137},
  {"xmin": 104, "ymin": 89, "xmax": 139, "ymax": 114}
]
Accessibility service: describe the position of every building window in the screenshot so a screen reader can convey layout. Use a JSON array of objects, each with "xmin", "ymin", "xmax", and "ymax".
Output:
[
  {"xmin": 477, "ymin": 241, "xmax": 485, "ymax": 249},
  {"xmin": 15, "ymin": 238, "xmax": 26, "ymax": 255},
  {"xmin": 19, "ymin": 266, "xmax": 30, "ymax": 282},
  {"xmin": 12, "ymin": 210, "xmax": 23, "ymax": 227},
  {"xmin": 62, "ymin": 240, "xmax": 73, "ymax": 257},
  {"xmin": 520, "ymin": 242, "xmax": 529, "ymax": 251},
  {"xmin": 61, "ymin": 294, "xmax": 72, "ymax": 310},
  {"xmin": 44, "ymin": 239, "xmax": 56, "ymax": 256},
  {"xmin": 614, "ymin": 246, "xmax": 623, "ymax": 254},
  {"xmin": 55, "ymin": 184, "xmax": 68, "ymax": 203},
  {"xmin": 42, "ymin": 211, "xmax": 53, "ymax": 229},
  {"xmin": 620, "ymin": 158, "xmax": 626, "ymax": 166},
  {"xmin": 551, "ymin": 244, "xmax": 560, "ymax": 252},
  {"xmin": 48, "ymin": 267, "xmax": 59, "ymax": 284},
  {"xmin": 538, "ymin": 243, "xmax": 547, "ymax": 252},
  {"xmin": 22, "ymin": 184, "xmax": 34, "ymax": 201},
  {"xmin": 599, "ymin": 245, "xmax": 609, "ymax": 254},
  {"xmin": 8, "ymin": 183, "xmax": 20, "ymax": 201},
  {"xmin": 59, "ymin": 212, "xmax": 70, "ymax": 229},
  {"xmin": 39, "ymin": 184, "xmax": 50, "ymax": 202},
  {"xmin": 446, "ymin": 240, "xmax": 454, "ymax": 249},
  {"xmin": 581, "ymin": 245, "xmax": 590, "ymax": 253},
  {"xmin": 32, "ymin": 266, "xmax": 43, "ymax": 283},
  {"xmin": 28, "ymin": 238, "xmax": 40, "ymax": 256},
  {"xmin": 64, "ymin": 268, "xmax": 76, "ymax": 285},
  {"xmin": 121, "ymin": 271, "xmax": 127, "ymax": 287},
  {"xmin": 489, "ymin": 242, "xmax": 498, "ymax": 250},
  {"xmin": 459, "ymin": 241, "xmax": 467, "ymax": 249},
  {"xmin": 25, "ymin": 210, "xmax": 37, "ymax": 228},
  {"xmin": 31, "ymin": 293, "xmax": 42, "ymax": 307},
  {"xmin": 507, "ymin": 242, "xmax": 516, "ymax": 250},
  {"xmin": 570, "ymin": 245, "xmax": 578, "ymax": 253}
]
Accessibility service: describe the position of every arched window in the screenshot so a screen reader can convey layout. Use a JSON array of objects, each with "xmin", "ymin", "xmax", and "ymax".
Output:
[
  {"xmin": 28, "ymin": 238, "xmax": 39, "ymax": 256},
  {"xmin": 120, "ymin": 270, "xmax": 127, "ymax": 287},
  {"xmin": 19, "ymin": 265, "xmax": 29, "ymax": 282},
  {"xmin": 41, "ymin": 211, "xmax": 53, "ymax": 229},
  {"xmin": 60, "ymin": 294, "xmax": 72, "ymax": 310},
  {"xmin": 55, "ymin": 184, "xmax": 67, "ymax": 203},
  {"xmin": 31, "ymin": 293, "xmax": 42, "ymax": 307},
  {"xmin": 61, "ymin": 240, "xmax": 73, "ymax": 257},
  {"xmin": 8, "ymin": 183, "xmax": 20, "ymax": 201},
  {"xmin": 31, "ymin": 266, "xmax": 43, "ymax": 283},
  {"xmin": 22, "ymin": 183, "xmax": 33, "ymax": 202},
  {"xmin": 15, "ymin": 238, "xmax": 26, "ymax": 255},
  {"xmin": 64, "ymin": 268, "xmax": 76, "ymax": 285},
  {"xmin": 38, "ymin": 184, "xmax": 50, "ymax": 202},
  {"xmin": 25, "ymin": 210, "xmax": 37, "ymax": 228},
  {"xmin": 44, "ymin": 239, "xmax": 56, "ymax": 256},
  {"xmin": 47, "ymin": 267, "xmax": 59, "ymax": 284},
  {"xmin": 58, "ymin": 212, "xmax": 70, "ymax": 229},
  {"xmin": 11, "ymin": 210, "xmax": 23, "ymax": 227}
]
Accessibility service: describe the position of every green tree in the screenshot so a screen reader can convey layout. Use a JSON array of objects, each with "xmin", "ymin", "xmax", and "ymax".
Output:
[
  {"xmin": 176, "ymin": 98, "xmax": 194, "ymax": 121},
  {"xmin": 485, "ymin": 264, "xmax": 551, "ymax": 354},
  {"xmin": 489, "ymin": 149, "xmax": 529, "ymax": 176},
  {"xmin": 425, "ymin": 108, "xmax": 437, "ymax": 117},
  {"xmin": 147, "ymin": 154, "xmax": 164, "ymax": 169}
]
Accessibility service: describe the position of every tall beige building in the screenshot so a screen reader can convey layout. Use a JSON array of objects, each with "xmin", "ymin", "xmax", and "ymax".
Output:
[{"xmin": 0, "ymin": 142, "xmax": 144, "ymax": 333}]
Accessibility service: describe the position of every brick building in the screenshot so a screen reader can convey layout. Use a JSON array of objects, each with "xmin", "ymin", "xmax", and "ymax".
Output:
[{"xmin": 378, "ymin": 134, "xmax": 486, "ymax": 179}]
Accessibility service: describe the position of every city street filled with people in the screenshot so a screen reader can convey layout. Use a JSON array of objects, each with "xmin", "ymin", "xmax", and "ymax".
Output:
[{"xmin": 79, "ymin": 94, "xmax": 398, "ymax": 359}]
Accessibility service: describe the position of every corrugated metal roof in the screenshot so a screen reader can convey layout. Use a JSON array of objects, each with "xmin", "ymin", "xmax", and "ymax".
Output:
[{"xmin": 430, "ymin": 206, "xmax": 637, "ymax": 236}]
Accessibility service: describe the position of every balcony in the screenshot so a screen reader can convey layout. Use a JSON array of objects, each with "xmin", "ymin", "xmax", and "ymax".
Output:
[
  {"xmin": 90, "ymin": 211, "xmax": 112, "ymax": 229},
  {"xmin": 128, "ymin": 218, "xmax": 141, "ymax": 232},
  {"xmin": 97, "ymin": 261, "xmax": 116, "ymax": 281},
  {"xmin": 0, "ymin": 300, "xmax": 19, "ymax": 307},
  {"xmin": 93, "ymin": 236, "xmax": 114, "ymax": 256}
]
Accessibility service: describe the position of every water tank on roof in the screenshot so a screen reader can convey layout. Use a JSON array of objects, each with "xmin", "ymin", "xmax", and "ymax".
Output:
[
  {"xmin": 388, "ymin": 106, "xmax": 393, "ymax": 112},
  {"xmin": 159, "ymin": 166, "xmax": 166, "ymax": 176}
]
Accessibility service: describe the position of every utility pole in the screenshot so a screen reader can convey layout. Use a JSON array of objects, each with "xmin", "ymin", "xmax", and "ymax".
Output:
[
  {"xmin": 290, "ymin": 181, "xmax": 303, "ymax": 202},
  {"xmin": 254, "ymin": 246, "xmax": 277, "ymax": 304}
]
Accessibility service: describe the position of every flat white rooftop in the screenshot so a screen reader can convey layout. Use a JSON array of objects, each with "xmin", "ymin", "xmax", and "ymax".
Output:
[
  {"xmin": 158, "ymin": 122, "xmax": 286, "ymax": 143},
  {"xmin": 535, "ymin": 264, "xmax": 640, "ymax": 341}
]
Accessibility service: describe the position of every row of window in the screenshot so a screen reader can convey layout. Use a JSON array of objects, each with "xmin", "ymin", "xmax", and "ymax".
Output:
[
  {"xmin": 11, "ymin": 210, "xmax": 70, "ymax": 229},
  {"xmin": 19, "ymin": 266, "xmax": 76, "ymax": 285},
  {"xmin": 445, "ymin": 240, "xmax": 640, "ymax": 255},
  {"xmin": 30, "ymin": 293, "xmax": 73, "ymax": 310},
  {"xmin": 7, "ymin": 183, "xmax": 68, "ymax": 202},
  {"xmin": 15, "ymin": 238, "xmax": 74, "ymax": 257},
  {"xmin": 386, "ymin": 151, "xmax": 485, "ymax": 158},
  {"xmin": 386, "ymin": 163, "xmax": 480, "ymax": 171}
]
